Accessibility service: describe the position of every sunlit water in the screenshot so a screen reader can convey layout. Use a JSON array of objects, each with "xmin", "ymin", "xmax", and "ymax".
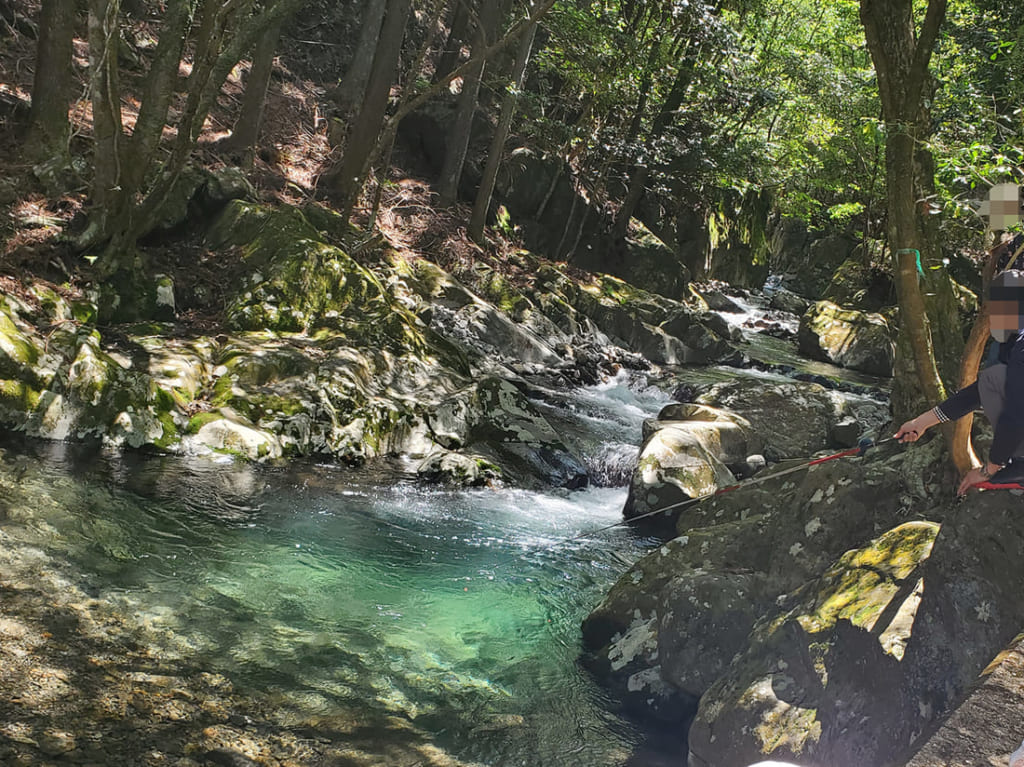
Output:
[{"xmin": 0, "ymin": 376, "xmax": 675, "ymax": 766}]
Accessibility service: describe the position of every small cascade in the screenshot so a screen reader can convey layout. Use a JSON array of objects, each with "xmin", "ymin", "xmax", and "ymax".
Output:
[{"xmin": 584, "ymin": 442, "xmax": 639, "ymax": 487}]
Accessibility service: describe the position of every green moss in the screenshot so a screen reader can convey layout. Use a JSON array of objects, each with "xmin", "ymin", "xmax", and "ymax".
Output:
[
  {"xmin": 70, "ymin": 300, "xmax": 98, "ymax": 325},
  {"xmin": 0, "ymin": 379, "xmax": 42, "ymax": 409},
  {"xmin": 186, "ymin": 411, "xmax": 224, "ymax": 434},
  {"xmin": 210, "ymin": 374, "xmax": 236, "ymax": 408},
  {"xmin": 0, "ymin": 313, "xmax": 40, "ymax": 366},
  {"xmin": 795, "ymin": 522, "xmax": 938, "ymax": 635}
]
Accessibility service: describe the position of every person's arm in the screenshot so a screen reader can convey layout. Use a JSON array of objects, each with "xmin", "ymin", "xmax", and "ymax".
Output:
[{"xmin": 895, "ymin": 383, "xmax": 981, "ymax": 443}]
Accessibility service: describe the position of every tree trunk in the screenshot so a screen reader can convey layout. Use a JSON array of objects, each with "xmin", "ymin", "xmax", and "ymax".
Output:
[
  {"xmin": 468, "ymin": 8, "xmax": 537, "ymax": 242},
  {"xmin": 330, "ymin": 0, "xmax": 386, "ymax": 115},
  {"xmin": 613, "ymin": 51, "xmax": 698, "ymax": 240},
  {"xmin": 433, "ymin": 0, "xmax": 470, "ymax": 84},
  {"xmin": 860, "ymin": 0, "xmax": 965, "ymax": 470},
  {"xmin": 328, "ymin": 0, "xmax": 413, "ymax": 217},
  {"xmin": 25, "ymin": 0, "xmax": 75, "ymax": 165},
  {"xmin": 83, "ymin": 0, "xmax": 126, "ymax": 249},
  {"xmin": 123, "ymin": 0, "xmax": 193, "ymax": 193},
  {"xmin": 221, "ymin": 16, "xmax": 285, "ymax": 155},
  {"xmin": 438, "ymin": 0, "xmax": 500, "ymax": 207}
]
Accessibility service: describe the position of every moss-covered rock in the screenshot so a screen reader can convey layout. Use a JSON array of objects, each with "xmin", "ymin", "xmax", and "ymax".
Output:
[
  {"xmin": 798, "ymin": 300, "xmax": 895, "ymax": 377},
  {"xmin": 687, "ymin": 521, "xmax": 939, "ymax": 767}
]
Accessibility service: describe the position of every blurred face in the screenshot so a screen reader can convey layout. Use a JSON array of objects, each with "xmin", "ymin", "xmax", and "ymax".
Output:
[
  {"xmin": 990, "ymin": 272, "xmax": 1024, "ymax": 341},
  {"xmin": 990, "ymin": 300, "xmax": 1024, "ymax": 330}
]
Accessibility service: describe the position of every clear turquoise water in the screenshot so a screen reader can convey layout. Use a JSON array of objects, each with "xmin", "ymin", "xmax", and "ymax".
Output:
[{"xmin": 0, "ymin": 376, "xmax": 672, "ymax": 766}]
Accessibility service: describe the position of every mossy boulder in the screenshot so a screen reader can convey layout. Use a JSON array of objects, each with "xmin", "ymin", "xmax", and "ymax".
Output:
[
  {"xmin": 823, "ymin": 257, "xmax": 896, "ymax": 311},
  {"xmin": 622, "ymin": 410, "xmax": 749, "ymax": 522},
  {"xmin": 687, "ymin": 521, "xmax": 939, "ymax": 767},
  {"xmin": 693, "ymin": 379, "xmax": 866, "ymax": 460},
  {"xmin": 584, "ymin": 448, "xmax": 918, "ymax": 727},
  {"xmin": 798, "ymin": 300, "xmax": 895, "ymax": 377},
  {"xmin": 215, "ymin": 202, "xmax": 412, "ymax": 346}
]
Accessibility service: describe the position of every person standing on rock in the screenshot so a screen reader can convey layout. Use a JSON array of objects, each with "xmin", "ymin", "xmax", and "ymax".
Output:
[{"xmin": 895, "ymin": 269, "xmax": 1024, "ymax": 495}]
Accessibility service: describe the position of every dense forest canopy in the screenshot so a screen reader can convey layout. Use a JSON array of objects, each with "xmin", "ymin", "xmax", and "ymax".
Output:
[{"xmin": 0, "ymin": 0, "xmax": 1020, "ymax": 289}]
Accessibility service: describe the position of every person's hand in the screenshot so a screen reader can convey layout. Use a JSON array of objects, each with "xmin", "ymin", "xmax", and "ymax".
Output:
[
  {"xmin": 958, "ymin": 467, "xmax": 988, "ymax": 496},
  {"xmin": 894, "ymin": 417, "xmax": 925, "ymax": 443}
]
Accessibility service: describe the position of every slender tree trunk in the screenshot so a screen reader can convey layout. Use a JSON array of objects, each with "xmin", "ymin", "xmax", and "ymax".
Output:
[
  {"xmin": 330, "ymin": 0, "xmax": 555, "ymax": 220},
  {"xmin": 613, "ymin": 53, "xmax": 698, "ymax": 240},
  {"xmin": 330, "ymin": 0, "xmax": 386, "ymax": 114},
  {"xmin": 433, "ymin": 0, "xmax": 470, "ymax": 84},
  {"xmin": 84, "ymin": 0, "xmax": 126, "ymax": 248},
  {"xmin": 468, "ymin": 8, "xmax": 537, "ymax": 242},
  {"xmin": 221, "ymin": 17, "xmax": 285, "ymax": 155},
  {"xmin": 860, "ymin": 0, "xmax": 965, "ymax": 470},
  {"xmin": 328, "ymin": 0, "xmax": 413, "ymax": 217},
  {"xmin": 438, "ymin": 0, "xmax": 500, "ymax": 207},
  {"xmin": 123, "ymin": 0, "xmax": 193, "ymax": 193},
  {"xmin": 26, "ymin": 0, "xmax": 75, "ymax": 165}
]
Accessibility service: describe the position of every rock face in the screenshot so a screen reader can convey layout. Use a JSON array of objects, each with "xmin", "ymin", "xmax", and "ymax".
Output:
[
  {"xmin": 798, "ymin": 300, "xmax": 896, "ymax": 377},
  {"xmin": 688, "ymin": 490, "xmax": 1024, "ymax": 767},
  {"xmin": 687, "ymin": 520, "xmax": 939, "ymax": 766},
  {"xmin": 690, "ymin": 378, "xmax": 887, "ymax": 460},
  {"xmin": 587, "ymin": 420, "xmax": 1024, "ymax": 767},
  {"xmin": 622, "ymin": 404, "xmax": 752, "ymax": 522},
  {"xmin": 0, "ymin": 199, "xmax": 741, "ymax": 488},
  {"xmin": 584, "ymin": 450, "xmax": 914, "ymax": 721}
]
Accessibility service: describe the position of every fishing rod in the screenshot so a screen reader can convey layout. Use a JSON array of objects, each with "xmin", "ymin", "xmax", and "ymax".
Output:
[{"xmin": 534, "ymin": 435, "xmax": 898, "ymax": 550}]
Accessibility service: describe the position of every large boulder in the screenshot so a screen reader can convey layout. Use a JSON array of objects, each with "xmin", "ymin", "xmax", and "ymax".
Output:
[
  {"xmin": 621, "ymin": 409, "xmax": 747, "ymax": 522},
  {"xmin": 688, "ymin": 489, "xmax": 1024, "ymax": 766},
  {"xmin": 691, "ymin": 379, "xmax": 881, "ymax": 460},
  {"xmin": 586, "ymin": 447, "xmax": 914, "ymax": 722},
  {"xmin": 798, "ymin": 300, "xmax": 895, "ymax": 377},
  {"xmin": 769, "ymin": 221, "xmax": 856, "ymax": 300},
  {"xmin": 823, "ymin": 257, "xmax": 896, "ymax": 311},
  {"xmin": 687, "ymin": 521, "xmax": 940, "ymax": 767}
]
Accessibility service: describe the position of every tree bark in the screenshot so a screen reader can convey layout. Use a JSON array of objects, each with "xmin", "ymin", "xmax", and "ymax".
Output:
[
  {"xmin": 860, "ymin": 0, "xmax": 971, "ymax": 473},
  {"xmin": 330, "ymin": 0, "xmax": 386, "ymax": 115},
  {"xmin": 433, "ymin": 0, "xmax": 470, "ymax": 84},
  {"xmin": 26, "ymin": 0, "xmax": 75, "ymax": 164},
  {"xmin": 328, "ymin": 0, "xmax": 414, "ymax": 217},
  {"xmin": 438, "ymin": 0, "xmax": 500, "ymax": 207},
  {"xmin": 84, "ymin": 0, "xmax": 126, "ymax": 248},
  {"xmin": 221, "ymin": 16, "xmax": 285, "ymax": 155},
  {"xmin": 123, "ymin": 0, "xmax": 193, "ymax": 193},
  {"xmin": 468, "ymin": 6, "xmax": 537, "ymax": 242},
  {"xmin": 613, "ymin": 49, "xmax": 699, "ymax": 240},
  {"xmin": 328, "ymin": 0, "xmax": 556, "ymax": 220}
]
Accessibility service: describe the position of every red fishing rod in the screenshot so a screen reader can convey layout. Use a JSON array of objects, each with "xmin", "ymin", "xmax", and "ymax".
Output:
[{"xmin": 557, "ymin": 436, "xmax": 896, "ymax": 544}]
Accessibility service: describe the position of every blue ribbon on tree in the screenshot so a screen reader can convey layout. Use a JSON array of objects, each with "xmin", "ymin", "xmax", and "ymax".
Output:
[{"xmin": 896, "ymin": 248, "xmax": 925, "ymax": 277}]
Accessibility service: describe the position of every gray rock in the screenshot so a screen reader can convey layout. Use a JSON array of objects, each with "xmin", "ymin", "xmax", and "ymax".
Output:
[
  {"xmin": 694, "ymin": 379, "xmax": 846, "ymax": 459},
  {"xmin": 768, "ymin": 287, "xmax": 810, "ymax": 315},
  {"xmin": 798, "ymin": 300, "xmax": 895, "ymax": 377}
]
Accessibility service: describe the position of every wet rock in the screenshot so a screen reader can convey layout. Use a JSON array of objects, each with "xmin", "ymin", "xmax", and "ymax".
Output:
[
  {"xmin": 189, "ymin": 411, "xmax": 283, "ymax": 461},
  {"xmin": 767, "ymin": 287, "xmax": 809, "ymax": 315},
  {"xmin": 416, "ymin": 449, "xmax": 501, "ymax": 487},
  {"xmin": 798, "ymin": 300, "xmax": 895, "ymax": 377},
  {"xmin": 693, "ymin": 286, "xmax": 745, "ymax": 313}
]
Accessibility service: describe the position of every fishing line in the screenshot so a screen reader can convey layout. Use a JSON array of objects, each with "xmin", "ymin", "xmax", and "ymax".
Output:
[{"xmin": 469, "ymin": 435, "xmax": 898, "ymax": 581}]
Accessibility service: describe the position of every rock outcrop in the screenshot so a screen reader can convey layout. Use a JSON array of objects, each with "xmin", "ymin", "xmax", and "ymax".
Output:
[{"xmin": 798, "ymin": 300, "xmax": 896, "ymax": 377}]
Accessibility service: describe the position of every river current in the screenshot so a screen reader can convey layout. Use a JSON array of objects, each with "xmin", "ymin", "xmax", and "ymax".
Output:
[{"xmin": 0, "ymin": 373, "xmax": 678, "ymax": 766}]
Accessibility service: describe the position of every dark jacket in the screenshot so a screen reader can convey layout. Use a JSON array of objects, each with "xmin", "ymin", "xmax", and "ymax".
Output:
[{"xmin": 935, "ymin": 331, "xmax": 1024, "ymax": 465}]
